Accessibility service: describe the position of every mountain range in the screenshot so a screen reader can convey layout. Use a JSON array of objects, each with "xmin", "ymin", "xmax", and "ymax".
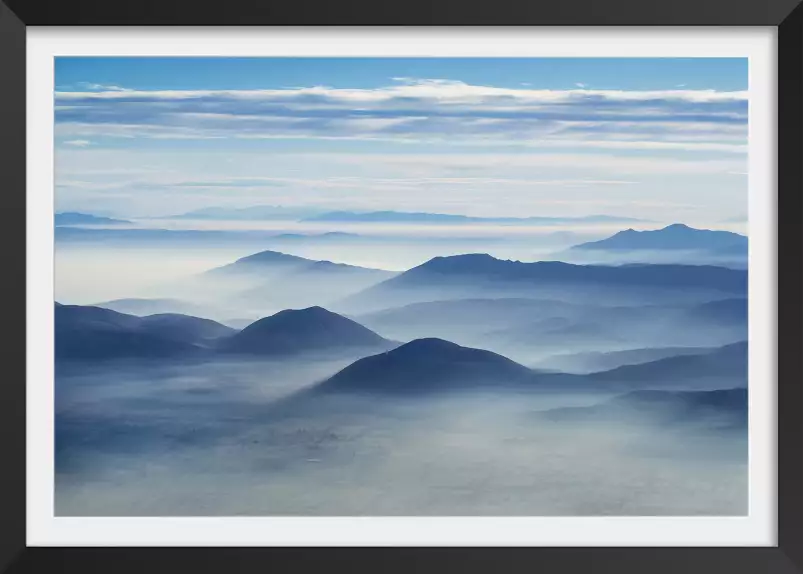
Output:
[
  {"xmin": 56, "ymin": 300, "xmax": 747, "ymax": 398},
  {"xmin": 534, "ymin": 345, "xmax": 719, "ymax": 374},
  {"xmin": 55, "ymin": 212, "xmax": 130, "ymax": 226},
  {"xmin": 571, "ymin": 223, "xmax": 747, "ymax": 254},
  {"xmin": 342, "ymin": 253, "xmax": 747, "ymax": 312},
  {"xmin": 588, "ymin": 341, "xmax": 747, "ymax": 389},
  {"xmin": 199, "ymin": 250, "xmax": 394, "ymax": 311},
  {"xmin": 163, "ymin": 205, "xmax": 323, "ymax": 221},
  {"xmin": 303, "ymin": 210, "xmax": 647, "ymax": 225}
]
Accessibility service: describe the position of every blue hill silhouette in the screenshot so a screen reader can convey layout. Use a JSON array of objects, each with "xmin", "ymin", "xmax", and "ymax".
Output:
[
  {"xmin": 55, "ymin": 304, "xmax": 232, "ymax": 360},
  {"xmin": 317, "ymin": 337, "xmax": 537, "ymax": 394},
  {"xmin": 588, "ymin": 341, "xmax": 747, "ymax": 386},
  {"xmin": 356, "ymin": 254, "xmax": 746, "ymax": 298},
  {"xmin": 217, "ymin": 306, "xmax": 391, "ymax": 356},
  {"xmin": 571, "ymin": 223, "xmax": 747, "ymax": 253}
]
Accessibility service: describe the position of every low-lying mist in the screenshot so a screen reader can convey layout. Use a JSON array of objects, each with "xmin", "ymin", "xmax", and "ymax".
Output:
[{"xmin": 55, "ymin": 357, "xmax": 746, "ymax": 517}]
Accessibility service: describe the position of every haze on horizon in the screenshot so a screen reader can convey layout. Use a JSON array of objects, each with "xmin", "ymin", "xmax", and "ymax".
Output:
[{"xmin": 55, "ymin": 57, "xmax": 747, "ymax": 225}]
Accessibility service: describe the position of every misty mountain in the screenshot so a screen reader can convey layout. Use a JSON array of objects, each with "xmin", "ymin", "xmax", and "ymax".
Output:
[
  {"xmin": 304, "ymin": 210, "xmax": 646, "ymax": 225},
  {"xmin": 162, "ymin": 205, "xmax": 323, "ymax": 221},
  {"xmin": 208, "ymin": 250, "xmax": 391, "ymax": 280},
  {"xmin": 58, "ymin": 304, "xmax": 233, "ymax": 343},
  {"xmin": 55, "ymin": 212, "xmax": 130, "ymax": 226},
  {"xmin": 265, "ymin": 232, "xmax": 362, "ymax": 245},
  {"xmin": 207, "ymin": 249, "xmax": 313, "ymax": 276},
  {"xmin": 316, "ymin": 338, "xmax": 538, "ymax": 394},
  {"xmin": 686, "ymin": 297, "xmax": 747, "ymax": 326},
  {"xmin": 535, "ymin": 345, "xmax": 716, "ymax": 374},
  {"xmin": 133, "ymin": 313, "xmax": 236, "ymax": 342},
  {"xmin": 54, "ymin": 226, "xmax": 281, "ymax": 246},
  {"xmin": 55, "ymin": 304, "xmax": 219, "ymax": 361},
  {"xmin": 587, "ymin": 341, "xmax": 747, "ymax": 389},
  {"xmin": 571, "ymin": 224, "xmax": 747, "ymax": 254},
  {"xmin": 355, "ymin": 298, "xmax": 582, "ymax": 343},
  {"xmin": 354, "ymin": 296, "xmax": 743, "ymax": 363},
  {"xmin": 200, "ymin": 250, "xmax": 395, "ymax": 313},
  {"xmin": 485, "ymin": 317, "xmax": 630, "ymax": 356},
  {"xmin": 93, "ymin": 297, "xmax": 210, "ymax": 317},
  {"xmin": 540, "ymin": 388, "xmax": 747, "ymax": 432},
  {"xmin": 343, "ymin": 254, "xmax": 747, "ymax": 312},
  {"xmin": 217, "ymin": 306, "xmax": 392, "ymax": 356}
]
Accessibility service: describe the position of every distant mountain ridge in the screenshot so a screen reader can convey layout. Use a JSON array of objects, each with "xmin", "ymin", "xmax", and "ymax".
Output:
[
  {"xmin": 55, "ymin": 212, "xmax": 130, "ymax": 226},
  {"xmin": 199, "ymin": 250, "xmax": 395, "ymax": 312},
  {"xmin": 304, "ymin": 210, "xmax": 647, "ymax": 225},
  {"xmin": 588, "ymin": 341, "xmax": 747, "ymax": 388},
  {"xmin": 162, "ymin": 205, "xmax": 323, "ymax": 220},
  {"xmin": 208, "ymin": 249, "xmax": 388, "ymax": 277},
  {"xmin": 343, "ymin": 254, "xmax": 747, "ymax": 312},
  {"xmin": 571, "ymin": 223, "xmax": 747, "ymax": 253}
]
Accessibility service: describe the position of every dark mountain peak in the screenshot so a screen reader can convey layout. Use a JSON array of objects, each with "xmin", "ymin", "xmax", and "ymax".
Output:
[
  {"xmin": 317, "ymin": 337, "xmax": 536, "ymax": 394},
  {"xmin": 429, "ymin": 253, "xmax": 498, "ymax": 263},
  {"xmin": 219, "ymin": 306, "xmax": 388, "ymax": 355},
  {"xmin": 663, "ymin": 223, "xmax": 693, "ymax": 231},
  {"xmin": 416, "ymin": 253, "xmax": 508, "ymax": 274},
  {"xmin": 392, "ymin": 337, "xmax": 465, "ymax": 355},
  {"xmin": 264, "ymin": 305, "xmax": 330, "ymax": 320},
  {"xmin": 234, "ymin": 250, "xmax": 309, "ymax": 265}
]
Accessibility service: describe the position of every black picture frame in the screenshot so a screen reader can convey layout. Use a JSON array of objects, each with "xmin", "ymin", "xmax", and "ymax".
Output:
[{"xmin": 1, "ymin": 1, "xmax": 800, "ymax": 572}]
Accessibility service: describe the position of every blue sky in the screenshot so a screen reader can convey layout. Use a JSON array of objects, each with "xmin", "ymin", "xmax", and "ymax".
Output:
[
  {"xmin": 54, "ymin": 57, "xmax": 747, "ymax": 222},
  {"xmin": 55, "ymin": 57, "xmax": 748, "ymax": 92}
]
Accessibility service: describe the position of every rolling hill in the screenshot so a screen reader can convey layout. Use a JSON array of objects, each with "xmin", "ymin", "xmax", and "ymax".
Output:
[
  {"xmin": 587, "ymin": 341, "xmax": 747, "ymax": 388},
  {"xmin": 217, "ymin": 306, "xmax": 392, "ymax": 356},
  {"xmin": 316, "ymin": 337, "xmax": 538, "ymax": 394},
  {"xmin": 55, "ymin": 304, "xmax": 233, "ymax": 360}
]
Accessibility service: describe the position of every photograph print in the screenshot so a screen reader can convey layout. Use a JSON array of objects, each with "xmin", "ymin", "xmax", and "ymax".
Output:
[{"xmin": 54, "ymin": 57, "xmax": 749, "ymax": 516}]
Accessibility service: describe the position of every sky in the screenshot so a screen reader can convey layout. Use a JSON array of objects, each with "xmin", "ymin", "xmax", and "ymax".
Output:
[{"xmin": 54, "ymin": 58, "xmax": 748, "ymax": 222}]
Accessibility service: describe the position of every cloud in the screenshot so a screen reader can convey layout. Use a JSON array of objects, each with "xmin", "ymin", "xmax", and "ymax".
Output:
[
  {"xmin": 77, "ymin": 82, "xmax": 131, "ymax": 92},
  {"xmin": 54, "ymin": 78, "xmax": 747, "ymax": 151},
  {"xmin": 575, "ymin": 83, "xmax": 587, "ymax": 88},
  {"xmin": 62, "ymin": 139, "xmax": 92, "ymax": 147}
]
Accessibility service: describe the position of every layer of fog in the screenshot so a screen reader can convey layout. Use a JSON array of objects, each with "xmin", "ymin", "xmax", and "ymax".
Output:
[
  {"xmin": 54, "ymin": 223, "xmax": 607, "ymax": 308},
  {"xmin": 354, "ymin": 298, "xmax": 746, "ymax": 366},
  {"xmin": 55, "ymin": 358, "xmax": 746, "ymax": 516}
]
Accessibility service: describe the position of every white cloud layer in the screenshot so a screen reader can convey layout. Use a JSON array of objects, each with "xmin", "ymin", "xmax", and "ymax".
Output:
[{"xmin": 55, "ymin": 79, "xmax": 747, "ymax": 151}]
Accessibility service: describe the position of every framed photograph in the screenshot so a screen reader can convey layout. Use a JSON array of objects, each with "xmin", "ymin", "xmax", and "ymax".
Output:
[{"xmin": 1, "ymin": 1, "xmax": 801, "ymax": 573}]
